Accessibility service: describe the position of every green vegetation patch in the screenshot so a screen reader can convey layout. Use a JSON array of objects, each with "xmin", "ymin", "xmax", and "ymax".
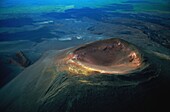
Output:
[
  {"xmin": 133, "ymin": 3, "xmax": 170, "ymax": 13},
  {"xmin": 0, "ymin": 5, "xmax": 75, "ymax": 14}
]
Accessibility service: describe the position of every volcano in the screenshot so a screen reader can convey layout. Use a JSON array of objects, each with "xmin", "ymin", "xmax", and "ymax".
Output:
[{"xmin": 0, "ymin": 38, "xmax": 166, "ymax": 112}]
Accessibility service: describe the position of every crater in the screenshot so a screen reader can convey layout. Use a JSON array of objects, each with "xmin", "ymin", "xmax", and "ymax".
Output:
[{"xmin": 64, "ymin": 38, "xmax": 147, "ymax": 75}]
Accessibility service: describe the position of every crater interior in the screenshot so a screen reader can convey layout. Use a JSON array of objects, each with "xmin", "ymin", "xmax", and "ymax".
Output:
[{"xmin": 63, "ymin": 38, "xmax": 146, "ymax": 75}]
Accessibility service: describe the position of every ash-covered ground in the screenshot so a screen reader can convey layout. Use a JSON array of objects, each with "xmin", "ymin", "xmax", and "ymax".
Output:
[{"xmin": 0, "ymin": 2, "xmax": 170, "ymax": 112}]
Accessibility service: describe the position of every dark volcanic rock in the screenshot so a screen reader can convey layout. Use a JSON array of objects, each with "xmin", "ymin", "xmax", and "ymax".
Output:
[{"xmin": 10, "ymin": 51, "xmax": 31, "ymax": 68}]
